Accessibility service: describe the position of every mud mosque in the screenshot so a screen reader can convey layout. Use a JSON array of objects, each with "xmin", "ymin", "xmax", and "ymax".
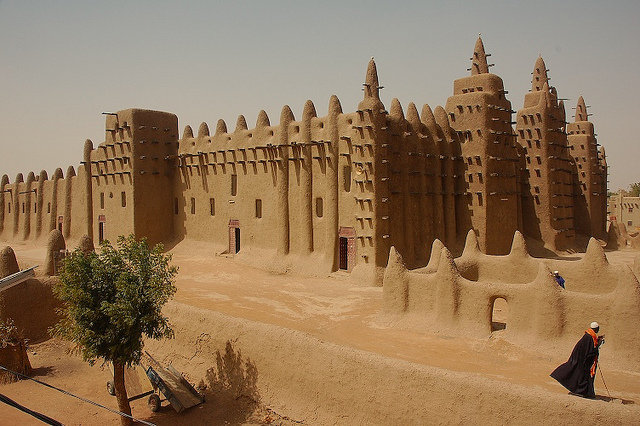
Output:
[{"xmin": 0, "ymin": 37, "xmax": 608, "ymax": 284}]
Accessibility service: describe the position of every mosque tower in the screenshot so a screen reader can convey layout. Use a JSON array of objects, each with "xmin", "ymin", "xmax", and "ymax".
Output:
[
  {"xmin": 444, "ymin": 36, "xmax": 519, "ymax": 254},
  {"xmin": 567, "ymin": 96, "xmax": 607, "ymax": 238},
  {"xmin": 516, "ymin": 56, "xmax": 575, "ymax": 250}
]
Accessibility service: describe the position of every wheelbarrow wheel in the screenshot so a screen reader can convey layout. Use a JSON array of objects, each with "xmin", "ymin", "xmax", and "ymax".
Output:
[
  {"xmin": 148, "ymin": 393, "xmax": 161, "ymax": 412},
  {"xmin": 106, "ymin": 380, "xmax": 115, "ymax": 396}
]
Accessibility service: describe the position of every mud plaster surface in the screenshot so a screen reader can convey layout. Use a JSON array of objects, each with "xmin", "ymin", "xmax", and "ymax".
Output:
[{"xmin": 0, "ymin": 239, "xmax": 639, "ymax": 425}]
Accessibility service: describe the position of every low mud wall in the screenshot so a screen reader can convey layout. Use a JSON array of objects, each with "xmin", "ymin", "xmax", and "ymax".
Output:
[
  {"xmin": 0, "ymin": 277, "xmax": 60, "ymax": 343},
  {"xmin": 146, "ymin": 302, "xmax": 638, "ymax": 425}
]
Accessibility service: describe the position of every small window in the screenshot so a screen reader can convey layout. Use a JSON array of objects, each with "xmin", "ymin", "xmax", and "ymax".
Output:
[
  {"xmin": 316, "ymin": 197, "xmax": 323, "ymax": 217},
  {"xmin": 231, "ymin": 174, "xmax": 238, "ymax": 196},
  {"xmin": 468, "ymin": 174, "xmax": 473, "ymax": 183},
  {"xmin": 22, "ymin": 203, "xmax": 25, "ymax": 214},
  {"xmin": 191, "ymin": 197, "xmax": 196, "ymax": 214},
  {"xmin": 255, "ymin": 199, "xmax": 262, "ymax": 218},
  {"xmin": 34, "ymin": 202, "xmax": 37, "ymax": 213},
  {"xmin": 121, "ymin": 191, "xmax": 126, "ymax": 207},
  {"xmin": 174, "ymin": 198, "xmax": 179, "ymax": 215},
  {"xmin": 100, "ymin": 193, "xmax": 105, "ymax": 209},
  {"xmin": 47, "ymin": 202, "xmax": 51, "ymax": 213},
  {"xmin": 210, "ymin": 198, "xmax": 215, "ymax": 216},
  {"xmin": 628, "ymin": 221, "xmax": 633, "ymax": 227},
  {"xmin": 477, "ymin": 193, "xmax": 483, "ymax": 206}
]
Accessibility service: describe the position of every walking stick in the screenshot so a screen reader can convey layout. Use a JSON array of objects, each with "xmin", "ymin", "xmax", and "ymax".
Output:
[{"xmin": 598, "ymin": 364, "xmax": 612, "ymax": 400}]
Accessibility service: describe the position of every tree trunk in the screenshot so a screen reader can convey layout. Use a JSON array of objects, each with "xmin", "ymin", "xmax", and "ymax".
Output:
[
  {"xmin": 0, "ymin": 340, "xmax": 32, "ymax": 384},
  {"xmin": 113, "ymin": 361, "xmax": 133, "ymax": 426}
]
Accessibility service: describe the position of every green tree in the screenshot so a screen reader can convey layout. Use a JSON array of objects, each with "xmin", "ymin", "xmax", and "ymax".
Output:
[
  {"xmin": 629, "ymin": 182, "xmax": 640, "ymax": 197},
  {"xmin": 52, "ymin": 235, "xmax": 177, "ymax": 425}
]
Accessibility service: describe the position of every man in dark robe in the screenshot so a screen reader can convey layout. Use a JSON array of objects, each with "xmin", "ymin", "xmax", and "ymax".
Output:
[{"xmin": 550, "ymin": 322, "xmax": 604, "ymax": 398}]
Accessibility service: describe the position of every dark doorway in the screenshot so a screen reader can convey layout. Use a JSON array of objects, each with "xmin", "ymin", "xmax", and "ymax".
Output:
[
  {"xmin": 98, "ymin": 222, "xmax": 104, "ymax": 243},
  {"xmin": 338, "ymin": 226, "xmax": 356, "ymax": 272},
  {"xmin": 228, "ymin": 219, "xmax": 240, "ymax": 254},
  {"xmin": 339, "ymin": 237, "xmax": 348, "ymax": 270}
]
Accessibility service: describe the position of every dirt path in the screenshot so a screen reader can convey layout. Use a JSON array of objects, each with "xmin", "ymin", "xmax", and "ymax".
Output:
[{"xmin": 1, "ymin": 240, "xmax": 638, "ymax": 425}]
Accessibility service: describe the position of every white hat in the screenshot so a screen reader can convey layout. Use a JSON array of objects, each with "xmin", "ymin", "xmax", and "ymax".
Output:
[
  {"xmin": 553, "ymin": 271, "xmax": 559, "ymax": 275},
  {"xmin": 590, "ymin": 321, "xmax": 599, "ymax": 329}
]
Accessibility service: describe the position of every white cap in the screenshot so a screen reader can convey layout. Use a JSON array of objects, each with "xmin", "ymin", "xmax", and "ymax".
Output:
[
  {"xmin": 590, "ymin": 321, "xmax": 599, "ymax": 329},
  {"xmin": 553, "ymin": 271, "xmax": 559, "ymax": 275}
]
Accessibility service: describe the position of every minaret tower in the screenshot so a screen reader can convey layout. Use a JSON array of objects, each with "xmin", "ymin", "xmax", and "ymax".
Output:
[
  {"xmin": 567, "ymin": 96, "xmax": 607, "ymax": 238},
  {"xmin": 516, "ymin": 56, "xmax": 574, "ymax": 250},
  {"xmin": 445, "ymin": 36, "xmax": 519, "ymax": 254},
  {"xmin": 353, "ymin": 58, "xmax": 390, "ymax": 280}
]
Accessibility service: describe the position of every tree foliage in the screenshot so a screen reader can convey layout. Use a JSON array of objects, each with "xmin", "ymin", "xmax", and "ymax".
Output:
[
  {"xmin": 52, "ymin": 234, "xmax": 178, "ymax": 366},
  {"xmin": 629, "ymin": 182, "xmax": 640, "ymax": 197}
]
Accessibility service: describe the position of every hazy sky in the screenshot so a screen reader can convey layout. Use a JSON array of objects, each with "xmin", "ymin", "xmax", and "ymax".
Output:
[{"xmin": 1, "ymin": 1, "xmax": 638, "ymax": 191}]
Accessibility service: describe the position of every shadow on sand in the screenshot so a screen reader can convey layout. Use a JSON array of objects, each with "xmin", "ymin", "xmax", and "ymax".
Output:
[
  {"xmin": 142, "ymin": 339, "xmax": 261, "ymax": 425},
  {"xmin": 595, "ymin": 394, "xmax": 636, "ymax": 405}
]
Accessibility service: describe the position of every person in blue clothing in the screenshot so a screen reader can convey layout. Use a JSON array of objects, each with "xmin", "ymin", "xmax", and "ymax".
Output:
[{"xmin": 553, "ymin": 270, "xmax": 565, "ymax": 289}]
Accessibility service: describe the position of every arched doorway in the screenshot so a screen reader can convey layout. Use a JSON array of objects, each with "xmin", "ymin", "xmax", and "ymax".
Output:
[{"xmin": 491, "ymin": 297, "xmax": 508, "ymax": 332}]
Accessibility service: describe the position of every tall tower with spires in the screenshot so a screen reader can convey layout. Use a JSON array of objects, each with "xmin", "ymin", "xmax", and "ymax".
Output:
[
  {"xmin": 567, "ymin": 96, "xmax": 607, "ymax": 238},
  {"xmin": 516, "ymin": 56, "xmax": 575, "ymax": 250},
  {"xmin": 444, "ymin": 36, "xmax": 519, "ymax": 254}
]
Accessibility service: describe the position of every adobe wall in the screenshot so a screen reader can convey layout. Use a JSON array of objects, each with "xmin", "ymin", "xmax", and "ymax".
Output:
[
  {"xmin": 0, "ymin": 246, "xmax": 61, "ymax": 342},
  {"xmin": 0, "ymin": 166, "xmax": 89, "ymax": 245},
  {"xmin": 145, "ymin": 302, "xmax": 639, "ymax": 425},
  {"xmin": 383, "ymin": 230, "xmax": 640, "ymax": 371},
  {"xmin": 174, "ymin": 97, "xmax": 370, "ymax": 277},
  {"xmin": 0, "ymin": 276, "xmax": 61, "ymax": 342},
  {"xmin": 616, "ymin": 221, "xmax": 640, "ymax": 249}
]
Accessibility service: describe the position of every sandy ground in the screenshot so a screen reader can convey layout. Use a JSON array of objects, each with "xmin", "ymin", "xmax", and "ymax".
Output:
[{"xmin": 1, "ymin": 240, "xmax": 639, "ymax": 425}]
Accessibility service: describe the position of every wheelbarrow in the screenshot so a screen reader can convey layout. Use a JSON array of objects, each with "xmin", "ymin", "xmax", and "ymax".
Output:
[{"xmin": 106, "ymin": 352, "xmax": 204, "ymax": 413}]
